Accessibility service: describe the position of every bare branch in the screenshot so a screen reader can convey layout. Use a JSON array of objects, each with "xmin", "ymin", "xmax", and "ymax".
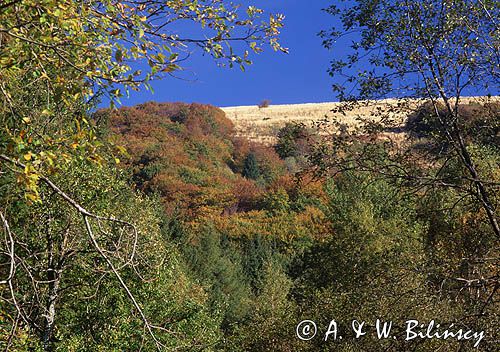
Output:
[{"xmin": 0, "ymin": 209, "xmax": 15, "ymax": 285}]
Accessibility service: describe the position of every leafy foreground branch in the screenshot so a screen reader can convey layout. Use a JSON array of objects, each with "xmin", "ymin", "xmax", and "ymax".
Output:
[{"xmin": 0, "ymin": 154, "xmax": 166, "ymax": 350}]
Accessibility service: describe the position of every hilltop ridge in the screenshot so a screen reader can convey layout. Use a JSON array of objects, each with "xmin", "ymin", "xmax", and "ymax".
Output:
[{"xmin": 221, "ymin": 96, "xmax": 498, "ymax": 145}]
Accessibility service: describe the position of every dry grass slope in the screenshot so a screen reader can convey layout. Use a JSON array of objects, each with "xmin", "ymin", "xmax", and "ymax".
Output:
[{"xmin": 221, "ymin": 97, "xmax": 498, "ymax": 145}]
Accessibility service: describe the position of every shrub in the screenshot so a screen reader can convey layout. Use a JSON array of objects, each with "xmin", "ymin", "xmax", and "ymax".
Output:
[{"xmin": 258, "ymin": 99, "xmax": 271, "ymax": 108}]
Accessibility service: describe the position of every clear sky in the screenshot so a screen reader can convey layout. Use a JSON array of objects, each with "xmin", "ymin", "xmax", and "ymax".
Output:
[{"xmin": 117, "ymin": 1, "xmax": 339, "ymax": 107}]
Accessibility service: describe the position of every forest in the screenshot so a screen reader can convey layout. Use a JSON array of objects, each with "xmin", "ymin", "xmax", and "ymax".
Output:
[{"xmin": 0, "ymin": 1, "xmax": 499, "ymax": 351}]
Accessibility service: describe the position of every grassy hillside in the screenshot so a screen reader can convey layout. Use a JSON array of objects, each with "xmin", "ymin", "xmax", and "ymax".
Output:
[{"xmin": 222, "ymin": 96, "xmax": 499, "ymax": 145}]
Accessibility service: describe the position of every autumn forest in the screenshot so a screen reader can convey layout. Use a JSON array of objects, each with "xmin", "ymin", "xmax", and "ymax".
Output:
[{"xmin": 0, "ymin": 1, "xmax": 499, "ymax": 351}]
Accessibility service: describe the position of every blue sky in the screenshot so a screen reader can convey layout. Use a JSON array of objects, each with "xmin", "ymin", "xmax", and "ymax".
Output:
[{"xmin": 118, "ymin": 1, "xmax": 339, "ymax": 107}]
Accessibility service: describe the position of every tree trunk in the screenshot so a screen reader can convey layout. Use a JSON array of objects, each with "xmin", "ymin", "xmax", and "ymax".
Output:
[
  {"xmin": 456, "ymin": 129, "xmax": 500, "ymax": 239},
  {"xmin": 42, "ymin": 232, "xmax": 61, "ymax": 351},
  {"xmin": 436, "ymin": 92, "xmax": 500, "ymax": 240}
]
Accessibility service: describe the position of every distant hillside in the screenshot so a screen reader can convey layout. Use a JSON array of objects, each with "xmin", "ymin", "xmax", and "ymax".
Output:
[
  {"xmin": 221, "ymin": 97, "xmax": 498, "ymax": 145},
  {"xmin": 106, "ymin": 102, "xmax": 286, "ymax": 219}
]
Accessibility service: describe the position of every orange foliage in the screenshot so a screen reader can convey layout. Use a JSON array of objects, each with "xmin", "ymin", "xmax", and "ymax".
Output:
[
  {"xmin": 232, "ymin": 137, "xmax": 286, "ymax": 181},
  {"xmin": 105, "ymin": 102, "xmax": 267, "ymax": 220},
  {"xmin": 295, "ymin": 172, "xmax": 328, "ymax": 202}
]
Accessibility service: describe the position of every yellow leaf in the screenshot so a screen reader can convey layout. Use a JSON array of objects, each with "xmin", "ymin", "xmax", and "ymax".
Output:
[{"xmin": 26, "ymin": 193, "xmax": 38, "ymax": 202}]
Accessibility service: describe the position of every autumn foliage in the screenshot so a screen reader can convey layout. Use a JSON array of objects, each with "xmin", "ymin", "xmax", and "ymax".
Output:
[{"xmin": 107, "ymin": 102, "xmax": 288, "ymax": 220}]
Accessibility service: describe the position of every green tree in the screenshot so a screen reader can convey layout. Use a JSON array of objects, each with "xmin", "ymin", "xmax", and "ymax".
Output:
[
  {"xmin": 228, "ymin": 260, "xmax": 299, "ymax": 352},
  {"xmin": 0, "ymin": 158, "xmax": 224, "ymax": 351},
  {"xmin": 275, "ymin": 122, "xmax": 309, "ymax": 159},
  {"xmin": 290, "ymin": 171, "xmax": 495, "ymax": 351},
  {"xmin": 242, "ymin": 152, "xmax": 261, "ymax": 180},
  {"xmin": 181, "ymin": 227, "xmax": 253, "ymax": 331}
]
